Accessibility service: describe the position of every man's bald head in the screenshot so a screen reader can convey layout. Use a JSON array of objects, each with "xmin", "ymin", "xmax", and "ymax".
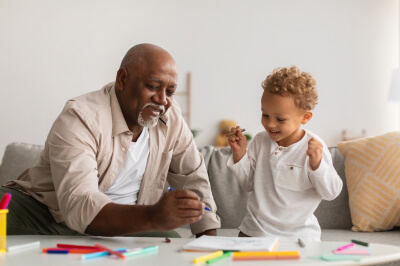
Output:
[{"xmin": 120, "ymin": 43, "xmax": 174, "ymax": 70}]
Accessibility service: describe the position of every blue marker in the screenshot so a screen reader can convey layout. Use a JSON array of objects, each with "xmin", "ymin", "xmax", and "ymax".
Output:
[{"xmin": 168, "ymin": 187, "xmax": 211, "ymax": 211}]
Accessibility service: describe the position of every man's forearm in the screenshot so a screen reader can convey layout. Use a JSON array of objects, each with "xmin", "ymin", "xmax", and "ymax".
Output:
[
  {"xmin": 85, "ymin": 190, "xmax": 206, "ymax": 236},
  {"xmin": 85, "ymin": 203, "xmax": 155, "ymax": 236}
]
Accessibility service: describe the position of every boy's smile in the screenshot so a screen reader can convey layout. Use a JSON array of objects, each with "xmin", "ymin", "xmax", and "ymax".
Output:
[{"xmin": 261, "ymin": 91, "xmax": 312, "ymax": 147}]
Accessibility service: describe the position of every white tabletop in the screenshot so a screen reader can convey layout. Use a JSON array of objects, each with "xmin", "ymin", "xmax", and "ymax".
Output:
[{"xmin": 1, "ymin": 235, "xmax": 400, "ymax": 266}]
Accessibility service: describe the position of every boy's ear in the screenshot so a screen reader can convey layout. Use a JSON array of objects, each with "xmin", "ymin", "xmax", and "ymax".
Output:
[{"xmin": 301, "ymin": 110, "xmax": 313, "ymax": 125}]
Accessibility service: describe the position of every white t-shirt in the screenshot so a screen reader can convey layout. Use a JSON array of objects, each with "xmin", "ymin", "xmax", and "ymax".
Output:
[
  {"xmin": 105, "ymin": 128, "xmax": 150, "ymax": 205},
  {"xmin": 227, "ymin": 129, "xmax": 343, "ymax": 240}
]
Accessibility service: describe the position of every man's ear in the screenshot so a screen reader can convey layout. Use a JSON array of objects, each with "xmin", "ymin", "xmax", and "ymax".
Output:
[
  {"xmin": 115, "ymin": 68, "xmax": 127, "ymax": 92},
  {"xmin": 301, "ymin": 110, "xmax": 313, "ymax": 125}
]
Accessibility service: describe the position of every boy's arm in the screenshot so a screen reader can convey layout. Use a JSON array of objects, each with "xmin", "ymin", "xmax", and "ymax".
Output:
[
  {"xmin": 227, "ymin": 132, "xmax": 259, "ymax": 192},
  {"xmin": 227, "ymin": 153, "xmax": 255, "ymax": 192},
  {"xmin": 308, "ymin": 145, "xmax": 343, "ymax": 200}
]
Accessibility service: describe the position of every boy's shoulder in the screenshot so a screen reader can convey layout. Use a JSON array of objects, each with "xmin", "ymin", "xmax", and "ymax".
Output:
[{"xmin": 304, "ymin": 129, "xmax": 328, "ymax": 148}]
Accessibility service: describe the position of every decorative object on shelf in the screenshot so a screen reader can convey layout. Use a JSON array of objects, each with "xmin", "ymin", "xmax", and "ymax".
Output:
[
  {"xmin": 341, "ymin": 129, "xmax": 366, "ymax": 141},
  {"xmin": 216, "ymin": 120, "xmax": 237, "ymax": 148}
]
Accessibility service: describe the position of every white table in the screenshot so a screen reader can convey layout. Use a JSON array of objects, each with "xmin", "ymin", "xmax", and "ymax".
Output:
[{"xmin": 1, "ymin": 235, "xmax": 400, "ymax": 265}]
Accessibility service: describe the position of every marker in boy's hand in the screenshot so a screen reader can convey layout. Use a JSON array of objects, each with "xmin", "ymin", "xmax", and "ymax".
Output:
[
  {"xmin": 307, "ymin": 137, "xmax": 323, "ymax": 170},
  {"xmin": 226, "ymin": 126, "xmax": 247, "ymax": 163}
]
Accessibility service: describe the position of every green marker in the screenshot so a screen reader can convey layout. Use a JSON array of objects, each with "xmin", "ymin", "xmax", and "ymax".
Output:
[
  {"xmin": 206, "ymin": 251, "xmax": 232, "ymax": 264},
  {"xmin": 351, "ymin": 239, "xmax": 369, "ymax": 246}
]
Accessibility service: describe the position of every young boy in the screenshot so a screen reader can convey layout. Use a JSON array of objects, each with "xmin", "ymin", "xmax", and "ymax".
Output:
[{"xmin": 227, "ymin": 66, "xmax": 342, "ymax": 240}]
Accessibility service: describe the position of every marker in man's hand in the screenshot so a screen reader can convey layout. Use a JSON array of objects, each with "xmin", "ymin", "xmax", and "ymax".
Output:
[{"xmin": 168, "ymin": 187, "xmax": 211, "ymax": 211}]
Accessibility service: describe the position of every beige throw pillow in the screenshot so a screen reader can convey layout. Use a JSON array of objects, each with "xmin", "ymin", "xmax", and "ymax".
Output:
[{"xmin": 337, "ymin": 132, "xmax": 400, "ymax": 232}]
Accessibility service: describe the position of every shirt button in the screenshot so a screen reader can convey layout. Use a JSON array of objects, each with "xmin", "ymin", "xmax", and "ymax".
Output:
[
  {"xmin": 121, "ymin": 147, "xmax": 126, "ymax": 152},
  {"xmin": 290, "ymin": 166, "xmax": 294, "ymax": 170},
  {"xmin": 275, "ymin": 152, "xmax": 278, "ymax": 155},
  {"xmin": 279, "ymin": 148, "xmax": 283, "ymax": 151}
]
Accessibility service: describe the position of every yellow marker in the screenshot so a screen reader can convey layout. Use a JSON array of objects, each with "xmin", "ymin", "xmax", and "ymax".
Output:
[
  {"xmin": 234, "ymin": 251, "xmax": 299, "ymax": 257},
  {"xmin": 193, "ymin": 250, "xmax": 224, "ymax": 264}
]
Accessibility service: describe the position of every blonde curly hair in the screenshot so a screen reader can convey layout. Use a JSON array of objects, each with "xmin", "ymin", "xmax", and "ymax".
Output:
[{"xmin": 261, "ymin": 66, "xmax": 318, "ymax": 110}]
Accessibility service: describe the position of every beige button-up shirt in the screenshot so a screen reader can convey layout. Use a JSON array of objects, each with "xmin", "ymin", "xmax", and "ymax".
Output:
[{"xmin": 4, "ymin": 82, "xmax": 220, "ymax": 234}]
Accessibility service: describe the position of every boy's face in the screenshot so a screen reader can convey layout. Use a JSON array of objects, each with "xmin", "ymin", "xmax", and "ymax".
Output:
[{"xmin": 261, "ymin": 91, "xmax": 312, "ymax": 147}]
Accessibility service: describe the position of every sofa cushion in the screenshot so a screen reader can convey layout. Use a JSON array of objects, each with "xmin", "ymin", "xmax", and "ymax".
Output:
[
  {"xmin": 199, "ymin": 146, "xmax": 249, "ymax": 229},
  {"xmin": 0, "ymin": 142, "xmax": 43, "ymax": 186},
  {"xmin": 314, "ymin": 147, "xmax": 353, "ymax": 229},
  {"xmin": 338, "ymin": 131, "xmax": 400, "ymax": 232}
]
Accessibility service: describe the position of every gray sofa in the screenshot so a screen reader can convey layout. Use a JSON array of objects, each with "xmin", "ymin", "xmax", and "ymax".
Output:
[{"xmin": 0, "ymin": 142, "xmax": 399, "ymax": 247}]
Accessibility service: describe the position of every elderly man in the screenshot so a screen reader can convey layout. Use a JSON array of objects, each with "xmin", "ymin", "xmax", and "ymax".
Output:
[{"xmin": 1, "ymin": 43, "xmax": 220, "ymax": 238}]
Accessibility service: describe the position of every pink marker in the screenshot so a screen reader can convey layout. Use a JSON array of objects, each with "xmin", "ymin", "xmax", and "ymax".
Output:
[
  {"xmin": 336, "ymin": 243, "xmax": 354, "ymax": 251},
  {"xmin": 0, "ymin": 193, "xmax": 12, "ymax": 209}
]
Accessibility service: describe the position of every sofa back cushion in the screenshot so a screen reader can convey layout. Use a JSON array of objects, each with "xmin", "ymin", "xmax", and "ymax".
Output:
[
  {"xmin": 0, "ymin": 142, "xmax": 353, "ymax": 230},
  {"xmin": 0, "ymin": 142, "xmax": 43, "ymax": 186}
]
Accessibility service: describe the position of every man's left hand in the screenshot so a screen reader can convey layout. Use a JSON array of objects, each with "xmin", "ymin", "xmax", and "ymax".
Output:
[{"xmin": 196, "ymin": 229, "xmax": 217, "ymax": 238}]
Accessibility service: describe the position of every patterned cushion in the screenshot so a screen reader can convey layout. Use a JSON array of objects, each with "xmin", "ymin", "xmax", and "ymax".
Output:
[{"xmin": 337, "ymin": 132, "xmax": 400, "ymax": 231}]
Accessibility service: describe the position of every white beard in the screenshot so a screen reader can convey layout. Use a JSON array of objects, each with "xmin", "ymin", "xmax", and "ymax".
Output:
[{"xmin": 138, "ymin": 103, "xmax": 165, "ymax": 128}]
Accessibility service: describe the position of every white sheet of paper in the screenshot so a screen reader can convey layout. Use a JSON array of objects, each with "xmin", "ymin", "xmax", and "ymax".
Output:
[{"xmin": 182, "ymin": 235, "xmax": 279, "ymax": 251}]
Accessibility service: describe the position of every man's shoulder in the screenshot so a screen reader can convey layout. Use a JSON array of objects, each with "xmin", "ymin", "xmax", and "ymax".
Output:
[
  {"xmin": 66, "ymin": 82, "xmax": 113, "ymax": 111},
  {"xmin": 57, "ymin": 82, "xmax": 114, "ymax": 130}
]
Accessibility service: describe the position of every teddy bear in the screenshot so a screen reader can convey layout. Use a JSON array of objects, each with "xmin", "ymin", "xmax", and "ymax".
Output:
[{"xmin": 215, "ymin": 119, "xmax": 237, "ymax": 148}]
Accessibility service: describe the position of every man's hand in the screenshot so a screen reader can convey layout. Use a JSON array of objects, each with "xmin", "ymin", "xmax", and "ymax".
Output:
[
  {"xmin": 196, "ymin": 229, "xmax": 217, "ymax": 238},
  {"xmin": 149, "ymin": 189, "xmax": 205, "ymax": 231},
  {"xmin": 307, "ymin": 137, "xmax": 323, "ymax": 170}
]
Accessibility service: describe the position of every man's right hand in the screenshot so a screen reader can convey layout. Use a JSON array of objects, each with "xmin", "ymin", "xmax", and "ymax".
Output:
[{"xmin": 149, "ymin": 189, "xmax": 205, "ymax": 231}]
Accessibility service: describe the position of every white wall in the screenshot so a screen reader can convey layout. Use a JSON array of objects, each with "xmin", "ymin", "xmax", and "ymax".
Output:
[{"xmin": 0, "ymin": 0, "xmax": 398, "ymax": 159}]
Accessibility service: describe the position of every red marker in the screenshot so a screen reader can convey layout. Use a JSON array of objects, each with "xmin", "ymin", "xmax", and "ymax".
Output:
[
  {"xmin": 0, "ymin": 193, "xmax": 12, "ymax": 209},
  {"xmin": 94, "ymin": 243, "xmax": 126, "ymax": 259}
]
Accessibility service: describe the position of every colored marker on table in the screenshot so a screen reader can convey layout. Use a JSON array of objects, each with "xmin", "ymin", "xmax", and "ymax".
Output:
[
  {"xmin": 206, "ymin": 251, "xmax": 232, "ymax": 264},
  {"xmin": 43, "ymin": 248, "xmax": 103, "ymax": 254},
  {"xmin": 336, "ymin": 243, "xmax": 354, "ymax": 251},
  {"xmin": 123, "ymin": 245, "xmax": 158, "ymax": 257},
  {"xmin": 57, "ymin": 243, "xmax": 104, "ymax": 250},
  {"xmin": 94, "ymin": 243, "xmax": 126, "ymax": 259},
  {"xmin": 351, "ymin": 239, "xmax": 369, "ymax": 247},
  {"xmin": 193, "ymin": 250, "xmax": 224, "ymax": 264},
  {"xmin": 8, "ymin": 241, "xmax": 40, "ymax": 252},
  {"xmin": 81, "ymin": 248, "xmax": 126, "ymax": 260},
  {"xmin": 168, "ymin": 187, "xmax": 211, "ymax": 211},
  {"xmin": 0, "ymin": 193, "xmax": 12, "ymax": 209}
]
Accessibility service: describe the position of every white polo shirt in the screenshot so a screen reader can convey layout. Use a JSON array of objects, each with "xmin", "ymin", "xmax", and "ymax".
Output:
[
  {"xmin": 227, "ymin": 129, "xmax": 343, "ymax": 239},
  {"xmin": 105, "ymin": 128, "xmax": 149, "ymax": 205}
]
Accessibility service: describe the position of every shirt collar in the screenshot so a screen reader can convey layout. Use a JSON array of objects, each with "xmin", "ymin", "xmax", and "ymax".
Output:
[
  {"xmin": 270, "ymin": 129, "xmax": 309, "ymax": 152},
  {"xmin": 110, "ymin": 82, "xmax": 131, "ymax": 137}
]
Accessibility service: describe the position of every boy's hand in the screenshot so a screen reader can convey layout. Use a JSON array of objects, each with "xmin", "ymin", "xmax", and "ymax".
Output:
[
  {"xmin": 307, "ymin": 137, "xmax": 323, "ymax": 170},
  {"xmin": 227, "ymin": 126, "xmax": 247, "ymax": 163}
]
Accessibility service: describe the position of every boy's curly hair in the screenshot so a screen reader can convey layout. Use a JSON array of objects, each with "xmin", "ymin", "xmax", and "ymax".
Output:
[{"xmin": 261, "ymin": 66, "xmax": 318, "ymax": 110}]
